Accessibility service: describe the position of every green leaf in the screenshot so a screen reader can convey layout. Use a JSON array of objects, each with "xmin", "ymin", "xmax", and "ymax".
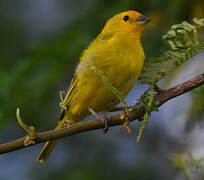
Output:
[{"xmin": 141, "ymin": 17, "xmax": 204, "ymax": 85}]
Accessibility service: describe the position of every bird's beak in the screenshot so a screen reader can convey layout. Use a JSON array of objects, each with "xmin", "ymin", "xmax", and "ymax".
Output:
[{"xmin": 136, "ymin": 15, "xmax": 151, "ymax": 24}]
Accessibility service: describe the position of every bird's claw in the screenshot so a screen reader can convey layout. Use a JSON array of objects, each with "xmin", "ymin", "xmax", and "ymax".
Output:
[
  {"xmin": 64, "ymin": 119, "xmax": 74, "ymax": 128},
  {"xmin": 99, "ymin": 115, "xmax": 110, "ymax": 133},
  {"xmin": 89, "ymin": 108, "xmax": 110, "ymax": 133}
]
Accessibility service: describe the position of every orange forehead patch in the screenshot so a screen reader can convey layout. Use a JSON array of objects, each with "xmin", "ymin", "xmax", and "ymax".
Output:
[{"xmin": 123, "ymin": 11, "xmax": 141, "ymax": 18}]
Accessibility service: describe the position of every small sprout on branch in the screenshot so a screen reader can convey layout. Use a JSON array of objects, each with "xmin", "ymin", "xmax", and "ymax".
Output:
[
  {"xmin": 16, "ymin": 108, "xmax": 30, "ymax": 134},
  {"xmin": 16, "ymin": 108, "xmax": 37, "ymax": 146},
  {"xmin": 59, "ymin": 91, "xmax": 67, "ymax": 110},
  {"xmin": 119, "ymin": 111, "xmax": 132, "ymax": 134}
]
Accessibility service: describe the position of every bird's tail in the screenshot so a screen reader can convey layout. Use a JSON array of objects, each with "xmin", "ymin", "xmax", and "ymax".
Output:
[
  {"xmin": 37, "ymin": 140, "xmax": 59, "ymax": 163},
  {"xmin": 37, "ymin": 116, "xmax": 66, "ymax": 163}
]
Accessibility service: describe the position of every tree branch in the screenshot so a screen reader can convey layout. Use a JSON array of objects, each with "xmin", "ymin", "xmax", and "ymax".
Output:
[{"xmin": 0, "ymin": 73, "xmax": 203, "ymax": 155}]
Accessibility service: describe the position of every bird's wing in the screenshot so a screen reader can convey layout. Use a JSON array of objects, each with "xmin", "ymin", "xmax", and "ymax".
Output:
[
  {"xmin": 64, "ymin": 74, "xmax": 79, "ymax": 107},
  {"xmin": 59, "ymin": 74, "xmax": 79, "ymax": 120}
]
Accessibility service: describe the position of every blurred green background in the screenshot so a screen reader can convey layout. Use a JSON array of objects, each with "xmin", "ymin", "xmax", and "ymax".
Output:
[{"xmin": 0, "ymin": 0, "xmax": 204, "ymax": 179}]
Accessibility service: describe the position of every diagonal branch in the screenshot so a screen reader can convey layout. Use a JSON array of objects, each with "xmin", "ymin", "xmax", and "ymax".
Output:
[{"xmin": 0, "ymin": 73, "xmax": 203, "ymax": 155}]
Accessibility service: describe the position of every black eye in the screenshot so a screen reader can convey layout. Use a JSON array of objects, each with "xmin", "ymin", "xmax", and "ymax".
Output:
[{"xmin": 123, "ymin": 15, "xmax": 129, "ymax": 22}]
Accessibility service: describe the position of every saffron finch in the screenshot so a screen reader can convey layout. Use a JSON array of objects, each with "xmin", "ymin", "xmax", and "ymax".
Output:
[{"xmin": 37, "ymin": 10, "xmax": 150, "ymax": 163}]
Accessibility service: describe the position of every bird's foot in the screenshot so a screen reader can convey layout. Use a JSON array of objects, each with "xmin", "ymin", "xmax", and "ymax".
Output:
[
  {"xmin": 64, "ymin": 119, "xmax": 75, "ymax": 128},
  {"xmin": 120, "ymin": 111, "xmax": 131, "ymax": 134},
  {"xmin": 89, "ymin": 108, "xmax": 110, "ymax": 133}
]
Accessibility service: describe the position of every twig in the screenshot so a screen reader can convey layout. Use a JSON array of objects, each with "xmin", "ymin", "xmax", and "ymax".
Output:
[
  {"xmin": 0, "ymin": 73, "xmax": 203, "ymax": 155},
  {"xmin": 16, "ymin": 108, "xmax": 37, "ymax": 146}
]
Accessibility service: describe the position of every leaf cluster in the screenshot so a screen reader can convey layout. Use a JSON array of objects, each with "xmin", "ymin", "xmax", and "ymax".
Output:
[{"xmin": 140, "ymin": 18, "xmax": 204, "ymax": 84}]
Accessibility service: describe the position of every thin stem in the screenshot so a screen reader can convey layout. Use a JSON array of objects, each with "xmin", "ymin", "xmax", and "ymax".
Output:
[{"xmin": 16, "ymin": 108, "xmax": 30, "ymax": 135}]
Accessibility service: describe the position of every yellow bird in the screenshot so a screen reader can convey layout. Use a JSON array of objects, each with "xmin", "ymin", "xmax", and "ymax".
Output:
[{"xmin": 37, "ymin": 10, "xmax": 150, "ymax": 163}]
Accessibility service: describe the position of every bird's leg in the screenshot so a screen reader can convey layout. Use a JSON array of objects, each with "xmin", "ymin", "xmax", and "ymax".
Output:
[{"xmin": 88, "ymin": 108, "xmax": 110, "ymax": 133}]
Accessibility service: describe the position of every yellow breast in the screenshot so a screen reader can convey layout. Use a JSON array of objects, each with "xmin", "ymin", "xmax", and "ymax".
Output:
[{"xmin": 66, "ymin": 32, "xmax": 145, "ymax": 121}]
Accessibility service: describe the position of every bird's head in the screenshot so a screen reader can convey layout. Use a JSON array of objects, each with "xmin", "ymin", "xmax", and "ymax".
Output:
[{"xmin": 102, "ymin": 11, "xmax": 150, "ymax": 39}]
